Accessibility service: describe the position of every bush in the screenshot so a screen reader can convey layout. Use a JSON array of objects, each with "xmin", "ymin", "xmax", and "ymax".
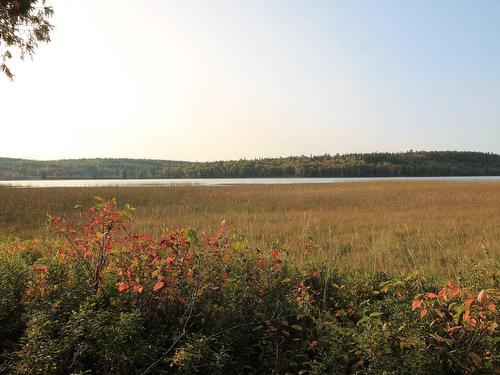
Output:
[{"xmin": 0, "ymin": 247, "xmax": 27, "ymax": 363}]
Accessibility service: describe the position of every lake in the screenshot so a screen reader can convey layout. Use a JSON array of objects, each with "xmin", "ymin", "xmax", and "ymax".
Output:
[{"xmin": 1, "ymin": 176, "xmax": 499, "ymax": 188}]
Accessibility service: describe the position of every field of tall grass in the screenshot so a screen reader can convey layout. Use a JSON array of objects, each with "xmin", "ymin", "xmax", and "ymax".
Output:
[
  {"xmin": 1, "ymin": 181, "xmax": 498, "ymax": 276},
  {"xmin": 0, "ymin": 182, "xmax": 498, "ymax": 373}
]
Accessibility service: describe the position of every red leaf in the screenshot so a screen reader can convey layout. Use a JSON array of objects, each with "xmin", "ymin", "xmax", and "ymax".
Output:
[
  {"xmin": 463, "ymin": 310, "xmax": 470, "ymax": 321},
  {"xmin": 447, "ymin": 325, "xmax": 462, "ymax": 332},
  {"xmin": 487, "ymin": 303, "xmax": 496, "ymax": 311},
  {"xmin": 464, "ymin": 298, "xmax": 474, "ymax": 309},
  {"xmin": 412, "ymin": 299, "xmax": 423, "ymax": 310},
  {"xmin": 448, "ymin": 286, "xmax": 461, "ymax": 299},
  {"xmin": 420, "ymin": 308, "xmax": 427, "ymax": 319},
  {"xmin": 117, "ymin": 282, "xmax": 128, "ymax": 292},
  {"xmin": 153, "ymin": 280, "xmax": 164, "ymax": 292},
  {"xmin": 425, "ymin": 292, "xmax": 439, "ymax": 299},
  {"xmin": 477, "ymin": 289, "xmax": 487, "ymax": 304}
]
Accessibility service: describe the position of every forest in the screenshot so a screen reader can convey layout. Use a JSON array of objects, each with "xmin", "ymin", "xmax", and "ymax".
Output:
[{"xmin": 1, "ymin": 151, "xmax": 499, "ymax": 180}]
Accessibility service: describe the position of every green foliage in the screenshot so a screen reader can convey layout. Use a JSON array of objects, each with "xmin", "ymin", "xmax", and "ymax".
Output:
[
  {"xmin": 11, "ymin": 300, "xmax": 149, "ymax": 374},
  {"xmin": 1, "ymin": 151, "xmax": 499, "ymax": 180},
  {"xmin": 0, "ymin": 0, "xmax": 53, "ymax": 79},
  {"xmin": 0, "ymin": 200, "xmax": 498, "ymax": 374},
  {"xmin": 0, "ymin": 248, "xmax": 27, "ymax": 362}
]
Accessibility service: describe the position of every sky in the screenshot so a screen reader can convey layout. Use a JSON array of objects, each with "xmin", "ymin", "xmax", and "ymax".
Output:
[{"xmin": 1, "ymin": 0, "xmax": 499, "ymax": 161}]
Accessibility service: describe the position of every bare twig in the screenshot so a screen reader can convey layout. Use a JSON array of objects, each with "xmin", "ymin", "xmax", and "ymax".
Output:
[{"xmin": 141, "ymin": 283, "xmax": 199, "ymax": 374}]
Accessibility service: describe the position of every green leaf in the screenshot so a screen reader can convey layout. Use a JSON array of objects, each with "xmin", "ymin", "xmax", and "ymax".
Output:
[{"xmin": 184, "ymin": 228, "xmax": 199, "ymax": 247}]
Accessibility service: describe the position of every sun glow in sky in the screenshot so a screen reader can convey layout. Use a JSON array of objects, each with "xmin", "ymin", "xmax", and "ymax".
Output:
[{"xmin": 1, "ymin": 0, "xmax": 499, "ymax": 161}]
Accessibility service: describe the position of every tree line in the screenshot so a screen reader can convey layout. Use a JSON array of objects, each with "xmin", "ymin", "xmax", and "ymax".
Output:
[{"xmin": 1, "ymin": 151, "xmax": 499, "ymax": 180}]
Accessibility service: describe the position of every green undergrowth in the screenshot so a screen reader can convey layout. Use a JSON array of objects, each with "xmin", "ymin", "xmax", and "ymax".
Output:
[{"xmin": 0, "ymin": 200, "xmax": 498, "ymax": 374}]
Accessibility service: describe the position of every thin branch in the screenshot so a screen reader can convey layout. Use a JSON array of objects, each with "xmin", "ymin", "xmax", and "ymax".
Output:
[
  {"xmin": 209, "ymin": 313, "xmax": 295, "ymax": 339},
  {"xmin": 141, "ymin": 284, "xmax": 199, "ymax": 374}
]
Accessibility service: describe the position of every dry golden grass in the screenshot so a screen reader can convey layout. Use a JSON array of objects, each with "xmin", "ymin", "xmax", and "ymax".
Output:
[{"xmin": 1, "ymin": 181, "xmax": 499, "ymax": 276}]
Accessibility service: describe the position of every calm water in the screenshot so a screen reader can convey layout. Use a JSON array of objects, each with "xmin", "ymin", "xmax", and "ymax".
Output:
[{"xmin": 0, "ymin": 176, "xmax": 499, "ymax": 188}]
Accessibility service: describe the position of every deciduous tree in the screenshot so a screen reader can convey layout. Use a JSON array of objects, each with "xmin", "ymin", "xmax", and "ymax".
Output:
[{"xmin": 0, "ymin": 0, "xmax": 53, "ymax": 79}]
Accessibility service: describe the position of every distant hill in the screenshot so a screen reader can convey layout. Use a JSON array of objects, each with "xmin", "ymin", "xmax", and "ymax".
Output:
[
  {"xmin": 0, "ymin": 158, "xmax": 187, "ymax": 180},
  {"xmin": 1, "ymin": 151, "xmax": 499, "ymax": 180}
]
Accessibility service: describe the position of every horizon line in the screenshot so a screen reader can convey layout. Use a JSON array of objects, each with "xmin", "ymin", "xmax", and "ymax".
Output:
[{"xmin": 1, "ymin": 149, "xmax": 499, "ymax": 163}]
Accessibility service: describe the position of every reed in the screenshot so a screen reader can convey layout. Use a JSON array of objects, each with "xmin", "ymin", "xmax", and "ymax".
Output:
[{"xmin": 1, "ymin": 181, "xmax": 498, "ymax": 276}]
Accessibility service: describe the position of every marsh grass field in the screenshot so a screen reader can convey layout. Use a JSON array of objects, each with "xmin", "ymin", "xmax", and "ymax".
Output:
[
  {"xmin": 1, "ymin": 181, "xmax": 499, "ymax": 276},
  {"xmin": 1, "ymin": 181, "xmax": 499, "ymax": 374}
]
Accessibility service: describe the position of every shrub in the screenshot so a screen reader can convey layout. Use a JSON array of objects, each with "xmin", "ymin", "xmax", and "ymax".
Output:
[{"xmin": 0, "ymin": 247, "xmax": 27, "ymax": 363}]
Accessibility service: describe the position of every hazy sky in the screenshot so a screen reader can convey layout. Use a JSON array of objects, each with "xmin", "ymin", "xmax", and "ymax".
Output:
[{"xmin": 1, "ymin": 0, "xmax": 499, "ymax": 161}]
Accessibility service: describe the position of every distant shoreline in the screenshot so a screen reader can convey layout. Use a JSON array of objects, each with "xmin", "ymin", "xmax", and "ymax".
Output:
[
  {"xmin": 1, "ymin": 174, "xmax": 500, "ymax": 182},
  {"xmin": 2, "ymin": 151, "xmax": 499, "ymax": 180},
  {"xmin": 2, "ymin": 176, "xmax": 500, "ymax": 189}
]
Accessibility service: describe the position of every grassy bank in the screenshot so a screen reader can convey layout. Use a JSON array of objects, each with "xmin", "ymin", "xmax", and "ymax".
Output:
[{"xmin": 1, "ymin": 181, "xmax": 499, "ymax": 276}]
